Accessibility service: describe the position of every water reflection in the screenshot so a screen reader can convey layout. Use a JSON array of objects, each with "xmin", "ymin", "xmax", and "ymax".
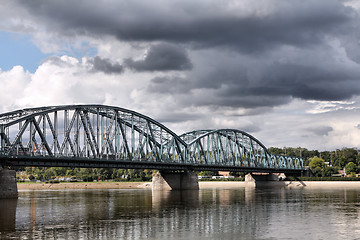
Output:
[
  {"xmin": 152, "ymin": 190, "xmax": 199, "ymax": 210},
  {"xmin": 0, "ymin": 198, "xmax": 17, "ymax": 232},
  {"xmin": 1, "ymin": 187, "xmax": 360, "ymax": 239}
]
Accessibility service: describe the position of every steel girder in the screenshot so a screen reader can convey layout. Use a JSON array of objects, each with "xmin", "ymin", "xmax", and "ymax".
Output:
[
  {"xmin": 0, "ymin": 105, "xmax": 303, "ymax": 171},
  {"xmin": 0, "ymin": 105, "xmax": 186, "ymax": 164},
  {"xmin": 180, "ymin": 129, "xmax": 303, "ymax": 170}
]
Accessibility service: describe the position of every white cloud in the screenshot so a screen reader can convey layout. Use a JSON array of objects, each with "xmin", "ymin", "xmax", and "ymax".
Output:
[
  {"xmin": 0, "ymin": 66, "xmax": 31, "ymax": 112},
  {"xmin": 1, "ymin": 0, "xmax": 360, "ymax": 151},
  {"xmin": 0, "ymin": 58, "xmax": 360, "ymax": 151}
]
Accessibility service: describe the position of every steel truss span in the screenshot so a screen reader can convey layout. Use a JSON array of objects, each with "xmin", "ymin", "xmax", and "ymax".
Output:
[
  {"xmin": 180, "ymin": 129, "xmax": 303, "ymax": 171},
  {"xmin": 0, "ymin": 105, "xmax": 303, "ymax": 172}
]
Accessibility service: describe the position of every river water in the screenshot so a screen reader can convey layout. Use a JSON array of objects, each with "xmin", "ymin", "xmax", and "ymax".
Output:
[{"xmin": 1, "ymin": 186, "xmax": 360, "ymax": 239}]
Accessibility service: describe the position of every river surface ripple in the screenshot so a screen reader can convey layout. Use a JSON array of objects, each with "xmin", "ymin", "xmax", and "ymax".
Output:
[{"xmin": 1, "ymin": 187, "xmax": 360, "ymax": 239}]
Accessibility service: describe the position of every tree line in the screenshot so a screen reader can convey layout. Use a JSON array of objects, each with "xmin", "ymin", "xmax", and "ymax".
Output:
[
  {"xmin": 19, "ymin": 167, "xmax": 154, "ymax": 182},
  {"xmin": 268, "ymin": 147, "xmax": 360, "ymax": 177}
]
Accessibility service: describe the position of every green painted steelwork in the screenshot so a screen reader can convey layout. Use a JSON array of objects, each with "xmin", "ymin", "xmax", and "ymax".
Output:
[{"xmin": 0, "ymin": 105, "xmax": 303, "ymax": 172}]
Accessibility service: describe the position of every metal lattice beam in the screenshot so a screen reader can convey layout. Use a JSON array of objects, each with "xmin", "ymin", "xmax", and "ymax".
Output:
[{"xmin": 0, "ymin": 105, "xmax": 303, "ymax": 172}]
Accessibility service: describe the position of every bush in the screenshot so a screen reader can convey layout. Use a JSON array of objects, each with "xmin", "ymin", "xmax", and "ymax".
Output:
[
  {"xmin": 127, "ymin": 178, "xmax": 150, "ymax": 182},
  {"xmin": 82, "ymin": 176, "xmax": 94, "ymax": 182},
  {"xmin": 198, "ymin": 178, "xmax": 244, "ymax": 181}
]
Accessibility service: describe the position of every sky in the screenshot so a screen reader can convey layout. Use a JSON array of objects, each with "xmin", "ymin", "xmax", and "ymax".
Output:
[{"xmin": 1, "ymin": 0, "xmax": 360, "ymax": 151}]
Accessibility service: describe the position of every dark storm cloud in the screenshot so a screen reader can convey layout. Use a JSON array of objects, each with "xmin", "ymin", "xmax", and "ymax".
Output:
[
  {"xmin": 125, "ymin": 43, "xmax": 192, "ymax": 72},
  {"xmin": 240, "ymin": 124, "xmax": 261, "ymax": 133},
  {"xmin": 155, "ymin": 112, "xmax": 203, "ymax": 123},
  {"xmin": 146, "ymin": 56, "xmax": 360, "ymax": 109},
  {"xmin": 12, "ymin": 0, "xmax": 360, "ymax": 110},
  {"xmin": 308, "ymin": 126, "xmax": 333, "ymax": 136},
  {"xmin": 214, "ymin": 62, "xmax": 360, "ymax": 103},
  {"xmin": 89, "ymin": 56, "xmax": 123, "ymax": 74},
  {"xmin": 15, "ymin": 0, "xmax": 355, "ymax": 53},
  {"xmin": 147, "ymin": 76, "xmax": 191, "ymax": 94}
]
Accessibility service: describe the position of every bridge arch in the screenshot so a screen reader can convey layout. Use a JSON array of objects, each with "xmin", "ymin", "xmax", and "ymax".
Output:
[
  {"xmin": 180, "ymin": 129, "xmax": 303, "ymax": 170},
  {"xmin": 180, "ymin": 129, "xmax": 271, "ymax": 168},
  {"xmin": 0, "ymin": 105, "xmax": 187, "ymax": 164}
]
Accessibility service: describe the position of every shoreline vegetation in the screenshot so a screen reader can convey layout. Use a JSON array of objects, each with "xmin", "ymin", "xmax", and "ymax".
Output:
[{"xmin": 12, "ymin": 147, "xmax": 360, "ymax": 184}]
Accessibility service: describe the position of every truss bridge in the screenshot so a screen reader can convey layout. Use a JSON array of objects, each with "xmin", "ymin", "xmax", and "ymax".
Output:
[{"xmin": 0, "ymin": 105, "xmax": 303, "ymax": 173}]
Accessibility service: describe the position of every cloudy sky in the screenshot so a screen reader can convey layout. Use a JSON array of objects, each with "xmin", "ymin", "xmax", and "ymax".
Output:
[{"xmin": 1, "ymin": 0, "xmax": 360, "ymax": 151}]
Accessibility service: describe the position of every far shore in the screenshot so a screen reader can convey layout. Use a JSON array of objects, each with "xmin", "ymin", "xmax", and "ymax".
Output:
[{"xmin": 17, "ymin": 181, "xmax": 360, "ymax": 190}]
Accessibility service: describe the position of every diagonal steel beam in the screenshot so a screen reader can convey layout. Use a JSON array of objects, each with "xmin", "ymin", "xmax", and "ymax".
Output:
[
  {"xmin": 118, "ymin": 114, "xmax": 132, "ymax": 160},
  {"xmin": 59, "ymin": 110, "xmax": 77, "ymax": 155},
  {"xmin": 79, "ymin": 111, "xmax": 97, "ymax": 158},
  {"xmin": 7, "ymin": 120, "xmax": 30, "ymax": 154},
  {"xmin": 31, "ymin": 118, "xmax": 53, "ymax": 156},
  {"xmin": 45, "ymin": 113, "xmax": 61, "ymax": 155}
]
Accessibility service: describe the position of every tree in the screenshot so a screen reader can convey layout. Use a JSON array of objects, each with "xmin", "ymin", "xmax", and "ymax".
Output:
[
  {"xmin": 345, "ymin": 162, "xmax": 357, "ymax": 175},
  {"xmin": 44, "ymin": 168, "xmax": 55, "ymax": 180},
  {"xmin": 308, "ymin": 157, "xmax": 325, "ymax": 177},
  {"xmin": 29, "ymin": 175, "xmax": 35, "ymax": 181},
  {"xmin": 322, "ymin": 166, "xmax": 339, "ymax": 177},
  {"xmin": 308, "ymin": 157, "xmax": 325, "ymax": 169},
  {"xmin": 311, "ymin": 167, "xmax": 323, "ymax": 177},
  {"xmin": 198, "ymin": 171, "xmax": 216, "ymax": 176},
  {"xmin": 53, "ymin": 167, "xmax": 67, "ymax": 176}
]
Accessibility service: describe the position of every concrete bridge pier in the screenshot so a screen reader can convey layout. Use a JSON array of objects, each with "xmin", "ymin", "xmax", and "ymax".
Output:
[
  {"xmin": 152, "ymin": 170, "xmax": 199, "ymax": 191},
  {"xmin": 245, "ymin": 173, "xmax": 287, "ymax": 187},
  {"xmin": 0, "ymin": 167, "xmax": 18, "ymax": 199}
]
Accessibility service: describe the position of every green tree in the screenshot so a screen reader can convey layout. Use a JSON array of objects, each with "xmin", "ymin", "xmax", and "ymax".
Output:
[
  {"xmin": 308, "ymin": 157, "xmax": 325, "ymax": 169},
  {"xmin": 25, "ymin": 167, "xmax": 34, "ymax": 175},
  {"xmin": 44, "ymin": 168, "xmax": 55, "ymax": 180},
  {"xmin": 311, "ymin": 167, "xmax": 323, "ymax": 177},
  {"xmin": 53, "ymin": 167, "xmax": 67, "ymax": 176},
  {"xmin": 198, "ymin": 171, "xmax": 216, "ymax": 176},
  {"xmin": 345, "ymin": 162, "xmax": 357, "ymax": 175},
  {"xmin": 322, "ymin": 166, "xmax": 339, "ymax": 177},
  {"xmin": 319, "ymin": 151, "xmax": 331, "ymax": 162},
  {"xmin": 308, "ymin": 157, "xmax": 325, "ymax": 177}
]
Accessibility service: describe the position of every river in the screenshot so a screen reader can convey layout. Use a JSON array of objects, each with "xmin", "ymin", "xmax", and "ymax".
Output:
[{"xmin": 1, "ymin": 186, "xmax": 360, "ymax": 239}]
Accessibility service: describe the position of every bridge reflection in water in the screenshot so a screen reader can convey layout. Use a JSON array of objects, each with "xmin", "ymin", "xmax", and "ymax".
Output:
[
  {"xmin": 0, "ymin": 198, "xmax": 17, "ymax": 232},
  {"xmin": 0, "ymin": 188, "xmax": 307, "ymax": 239},
  {"xmin": 2, "ymin": 188, "xmax": 360, "ymax": 239}
]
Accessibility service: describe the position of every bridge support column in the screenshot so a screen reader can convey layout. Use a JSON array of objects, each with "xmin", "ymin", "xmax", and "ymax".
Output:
[
  {"xmin": 0, "ymin": 167, "xmax": 18, "ymax": 199},
  {"xmin": 245, "ymin": 173, "xmax": 286, "ymax": 187},
  {"xmin": 152, "ymin": 170, "xmax": 199, "ymax": 191}
]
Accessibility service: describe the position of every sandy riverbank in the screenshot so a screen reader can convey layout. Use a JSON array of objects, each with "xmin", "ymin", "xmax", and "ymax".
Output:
[
  {"xmin": 201, "ymin": 181, "xmax": 360, "ymax": 188},
  {"xmin": 17, "ymin": 181, "xmax": 248, "ymax": 190},
  {"xmin": 285, "ymin": 181, "xmax": 360, "ymax": 188},
  {"xmin": 17, "ymin": 182, "xmax": 152, "ymax": 190},
  {"xmin": 17, "ymin": 181, "xmax": 360, "ymax": 190}
]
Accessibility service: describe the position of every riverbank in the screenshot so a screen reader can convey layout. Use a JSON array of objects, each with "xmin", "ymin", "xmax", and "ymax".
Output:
[
  {"xmin": 17, "ymin": 180, "xmax": 360, "ymax": 190},
  {"xmin": 17, "ymin": 182, "xmax": 152, "ymax": 190},
  {"xmin": 17, "ymin": 181, "xmax": 245, "ymax": 190},
  {"xmin": 285, "ymin": 181, "xmax": 360, "ymax": 188}
]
